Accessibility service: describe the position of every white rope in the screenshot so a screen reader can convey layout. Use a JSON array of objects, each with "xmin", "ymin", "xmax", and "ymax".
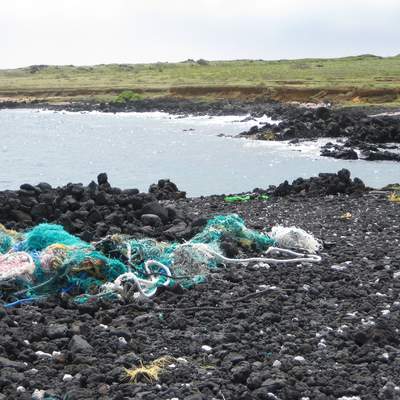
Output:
[
  {"xmin": 102, "ymin": 240, "xmax": 321, "ymax": 299},
  {"xmin": 181, "ymin": 243, "xmax": 321, "ymax": 264}
]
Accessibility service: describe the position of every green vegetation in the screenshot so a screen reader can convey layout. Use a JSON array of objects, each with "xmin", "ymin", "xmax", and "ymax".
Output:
[
  {"xmin": 0, "ymin": 55, "xmax": 399, "ymax": 105},
  {"xmin": 112, "ymin": 90, "xmax": 143, "ymax": 103}
]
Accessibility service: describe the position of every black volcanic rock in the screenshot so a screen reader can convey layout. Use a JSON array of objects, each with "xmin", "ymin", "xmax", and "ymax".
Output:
[{"xmin": 271, "ymin": 169, "xmax": 365, "ymax": 197}]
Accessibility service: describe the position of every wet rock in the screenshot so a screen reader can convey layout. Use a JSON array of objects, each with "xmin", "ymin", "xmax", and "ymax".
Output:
[{"xmin": 321, "ymin": 146, "xmax": 358, "ymax": 160}]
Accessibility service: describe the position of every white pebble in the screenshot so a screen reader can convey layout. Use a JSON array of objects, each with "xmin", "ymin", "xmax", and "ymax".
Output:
[
  {"xmin": 28, "ymin": 368, "xmax": 38, "ymax": 375},
  {"xmin": 201, "ymin": 345, "xmax": 212, "ymax": 352},
  {"xmin": 177, "ymin": 357, "xmax": 188, "ymax": 363},
  {"xmin": 17, "ymin": 386, "xmax": 26, "ymax": 393},
  {"xmin": 23, "ymin": 340, "xmax": 30, "ymax": 346},
  {"xmin": 393, "ymin": 271, "xmax": 400, "ymax": 279},
  {"xmin": 272, "ymin": 360, "xmax": 281, "ymax": 368},
  {"xmin": 62, "ymin": 374, "xmax": 73, "ymax": 382},
  {"xmin": 293, "ymin": 356, "xmax": 306, "ymax": 363},
  {"xmin": 98, "ymin": 324, "xmax": 108, "ymax": 330}
]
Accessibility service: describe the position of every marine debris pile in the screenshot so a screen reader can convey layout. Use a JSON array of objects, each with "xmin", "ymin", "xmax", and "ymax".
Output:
[{"xmin": 0, "ymin": 215, "xmax": 321, "ymax": 307}]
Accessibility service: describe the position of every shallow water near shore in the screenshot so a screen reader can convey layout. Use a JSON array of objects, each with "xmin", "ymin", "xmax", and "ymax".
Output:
[{"xmin": 1, "ymin": 109, "xmax": 399, "ymax": 196}]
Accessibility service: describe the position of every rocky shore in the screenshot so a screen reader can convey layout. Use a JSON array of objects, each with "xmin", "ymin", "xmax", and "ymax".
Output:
[
  {"xmin": 0, "ymin": 98, "xmax": 286, "ymax": 118},
  {"xmin": 1, "ymin": 171, "xmax": 400, "ymax": 399},
  {"xmin": 239, "ymin": 106, "xmax": 400, "ymax": 162},
  {"xmin": 2, "ymin": 98, "xmax": 400, "ymax": 163}
]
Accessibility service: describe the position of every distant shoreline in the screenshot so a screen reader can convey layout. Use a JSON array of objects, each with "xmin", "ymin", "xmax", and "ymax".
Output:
[{"xmin": 1, "ymin": 56, "xmax": 400, "ymax": 106}]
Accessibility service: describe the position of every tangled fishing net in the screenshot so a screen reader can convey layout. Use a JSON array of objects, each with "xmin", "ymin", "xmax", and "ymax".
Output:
[{"xmin": 0, "ymin": 215, "xmax": 321, "ymax": 307}]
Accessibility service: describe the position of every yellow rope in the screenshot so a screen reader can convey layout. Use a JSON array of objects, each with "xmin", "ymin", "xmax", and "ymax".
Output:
[
  {"xmin": 0, "ymin": 223, "xmax": 21, "ymax": 239},
  {"xmin": 125, "ymin": 356, "xmax": 175, "ymax": 383},
  {"xmin": 388, "ymin": 192, "xmax": 400, "ymax": 203}
]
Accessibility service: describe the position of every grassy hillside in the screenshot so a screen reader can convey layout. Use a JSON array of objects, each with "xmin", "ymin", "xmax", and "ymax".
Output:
[{"xmin": 1, "ymin": 55, "xmax": 400, "ymax": 105}]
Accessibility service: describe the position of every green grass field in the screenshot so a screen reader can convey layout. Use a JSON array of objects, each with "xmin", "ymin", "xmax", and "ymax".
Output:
[{"xmin": 1, "ymin": 55, "xmax": 399, "ymax": 105}]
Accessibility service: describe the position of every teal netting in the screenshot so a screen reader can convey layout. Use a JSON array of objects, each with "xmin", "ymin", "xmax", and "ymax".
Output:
[
  {"xmin": 21, "ymin": 223, "xmax": 87, "ymax": 251},
  {"xmin": 0, "ymin": 215, "xmax": 275, "ymax": 305}
]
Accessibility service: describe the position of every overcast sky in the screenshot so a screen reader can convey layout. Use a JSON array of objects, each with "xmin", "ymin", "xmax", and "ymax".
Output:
[{"xmin": 1, "ymin": 0, "xmax": 399, "ymax": 68}]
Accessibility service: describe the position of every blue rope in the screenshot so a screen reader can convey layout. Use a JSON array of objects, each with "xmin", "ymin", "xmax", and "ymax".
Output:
[{"xmin": 4, "ymin": 297, "xmax": 38, "ymax": 308}]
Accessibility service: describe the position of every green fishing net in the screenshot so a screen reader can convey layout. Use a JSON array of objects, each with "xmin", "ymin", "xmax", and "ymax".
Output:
[{"xmin": 0, "ymin": 215, "xmax": 274, "ymax": 304}]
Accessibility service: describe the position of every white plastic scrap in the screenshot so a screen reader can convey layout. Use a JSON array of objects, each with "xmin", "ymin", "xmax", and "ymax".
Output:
[
  {"xmin": 270, "ymin": 226, "xmax": 321, "ymax": 254},
  {"xmin": 35, "ymin": 351, "xmax": 52, "ymax": 359},
  {"xmin": 32, "ymin": 389, "xmax": 46, "ymax": 400},
  {"xmin": 337, "ymin": 397, "xmax": 361, "ymax": 400}
]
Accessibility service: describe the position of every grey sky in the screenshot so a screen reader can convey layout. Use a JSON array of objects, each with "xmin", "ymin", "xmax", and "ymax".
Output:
[{"xmin": 1, "ymin": 0, "xmax": 399, "ymax": 68}]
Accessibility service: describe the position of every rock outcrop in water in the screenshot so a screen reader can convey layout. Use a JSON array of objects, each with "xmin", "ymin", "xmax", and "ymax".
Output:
[{"xmin": 239, "ymin": 106, "xmax": 400, "ymax": 162}]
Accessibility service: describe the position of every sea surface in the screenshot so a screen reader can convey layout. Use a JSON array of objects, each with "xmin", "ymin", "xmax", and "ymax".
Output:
[{"xmin": 1, "ymin": 109, "xmax": 399, "ymax": 196}]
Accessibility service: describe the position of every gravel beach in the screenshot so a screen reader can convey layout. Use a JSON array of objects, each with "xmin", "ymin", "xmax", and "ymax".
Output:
[{"xmin": 1, "ymin": 172, "xmax": 399, "ymax": 400}]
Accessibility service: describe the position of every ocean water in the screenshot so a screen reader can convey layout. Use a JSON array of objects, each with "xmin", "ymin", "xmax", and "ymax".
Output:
[{"xmin": 0, "ymin": 109, "xmax": 399, "ymax": 196}]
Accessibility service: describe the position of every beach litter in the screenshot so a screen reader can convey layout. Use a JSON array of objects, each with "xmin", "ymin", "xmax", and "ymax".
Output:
[
  {"xmin": 125, "ymin": 356, "xmax": 175, "ymax": 383},
  {"xmin": 224, "ymin": 194, "xmax": 270, "ymax": 203},
  {"xmin": 0, "ymin": 215, "xmax": 321, "ymax": 306},
  {"xmin": 388, "ymin": 191, "xmax": 400, "ymax": 203}
]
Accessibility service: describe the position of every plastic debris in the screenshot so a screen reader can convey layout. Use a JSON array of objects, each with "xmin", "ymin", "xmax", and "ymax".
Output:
[
  {"xmin": 340, "ymin": 212, "xmax": 352, "ymax": 220},
  {"xmin": 388, "ymin": 192, "xmax": 400, "ymax": 203},
  {"xmin": 224, "ymin": 194, "xmax": 270, "ymax": 203},
  {"xmin": 270, "ymin": 226, "xmax": 321, "ymax": 254},
  {"xmin": 0, "ymin": 252, "xmax": 35, "ymax": 280},
  {"xmin": 0, "ymin": 215, "xmax": 321, "ymax": 305},
  {"xmin": 125, "ymin": 356, "xmax": 175, "ymax": 383}
]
